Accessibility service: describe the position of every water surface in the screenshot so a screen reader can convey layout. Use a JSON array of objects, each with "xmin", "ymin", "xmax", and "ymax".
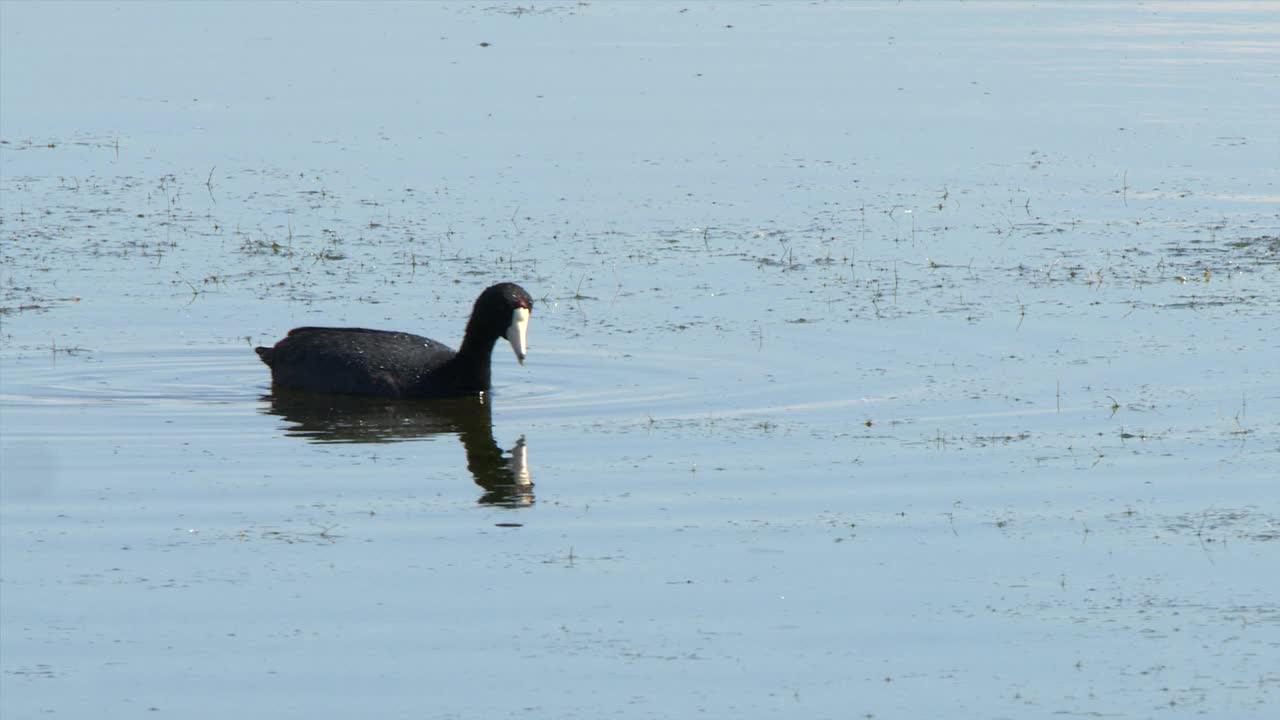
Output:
[{"xmin": 3, "ymin": 2, "xmax": 1278, "ymax": 718}]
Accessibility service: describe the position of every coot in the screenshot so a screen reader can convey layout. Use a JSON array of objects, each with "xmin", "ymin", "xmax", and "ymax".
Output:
[{"xmin": 255, "ymin": 282, "xmax": 532, "ymax": 399}]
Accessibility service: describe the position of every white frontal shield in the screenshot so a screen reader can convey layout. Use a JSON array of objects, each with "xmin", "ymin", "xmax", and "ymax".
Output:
[{"xmin": 505, "ymin": 307, "xmax": 530, "ymax": 365}]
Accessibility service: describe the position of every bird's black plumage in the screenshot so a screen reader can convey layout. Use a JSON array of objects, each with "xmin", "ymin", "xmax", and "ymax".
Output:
[{"xmin": 255, "ymin": 283, "xmax": 532, "ymax": 399}]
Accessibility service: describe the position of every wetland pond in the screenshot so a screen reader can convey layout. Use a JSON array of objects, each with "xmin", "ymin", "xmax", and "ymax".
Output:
[{"xmin": 2, "ymin": 2, "xmax": 1278, "ymax": 718}]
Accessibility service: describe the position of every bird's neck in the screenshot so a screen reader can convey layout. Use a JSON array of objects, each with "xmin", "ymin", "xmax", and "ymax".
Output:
[
  {"xmin": 456, "ymin": 327, "xmax": 498, "ymax": 360},
  {"xmin": 441, "ymin": 337, "xmax": 495, "ymax": 395}
]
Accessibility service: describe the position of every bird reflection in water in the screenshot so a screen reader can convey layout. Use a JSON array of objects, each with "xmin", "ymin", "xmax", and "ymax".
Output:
[{"xmin": 260, "ymin": 391, "xmax": 532, "ymax": 507}]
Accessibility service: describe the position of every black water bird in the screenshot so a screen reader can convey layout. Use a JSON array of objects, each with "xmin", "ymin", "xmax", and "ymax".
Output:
[{"xmin": 255, "ymin": 282, "xmax": 532, "ymax": 399}]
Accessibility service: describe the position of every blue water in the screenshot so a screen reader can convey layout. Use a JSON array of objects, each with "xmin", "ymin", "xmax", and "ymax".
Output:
[{"xmin": 3, "ymin": 2, "xmax": 1278, "ymax": 718}]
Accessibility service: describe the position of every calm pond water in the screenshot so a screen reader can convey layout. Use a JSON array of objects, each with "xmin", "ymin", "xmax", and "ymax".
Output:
[{"xmin": 3, "ymin": 2, "xmax": 1278, "ymax": 718}]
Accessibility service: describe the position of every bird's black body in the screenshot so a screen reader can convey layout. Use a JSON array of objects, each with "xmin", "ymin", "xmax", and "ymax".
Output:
[{"xmin": 255, "ymin": 283, "xmax": 532, "ymax": 399}]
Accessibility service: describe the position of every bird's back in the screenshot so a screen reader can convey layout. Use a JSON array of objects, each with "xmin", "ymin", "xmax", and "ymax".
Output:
[{"xmin": 256, "ymin": 327, "xmax": 457, "ymax": 397}]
